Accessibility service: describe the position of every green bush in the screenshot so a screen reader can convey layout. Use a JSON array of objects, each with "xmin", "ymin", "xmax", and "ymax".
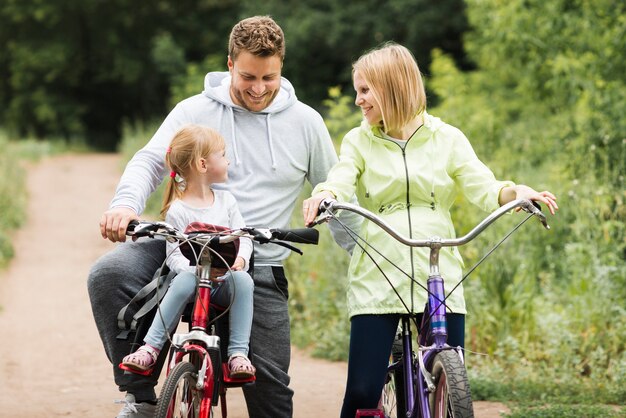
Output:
[{"xmin": 0, "ymin": 131, "xmax": 59, "ymax": 267}]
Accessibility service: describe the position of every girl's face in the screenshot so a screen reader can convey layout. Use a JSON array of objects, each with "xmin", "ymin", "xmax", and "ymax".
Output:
[
  {"xmin": 204, "ymin": 148, "xmax": 229, "ymax": 183},
  {"xmin": 353, "ymin": 70, "xmax": 382, "ymax": 126}
]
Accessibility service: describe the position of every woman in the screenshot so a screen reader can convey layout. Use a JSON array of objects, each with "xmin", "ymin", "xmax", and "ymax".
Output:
[{"xmin": 302, "ymin": 43, "xmax": 557, "ymax": 417}]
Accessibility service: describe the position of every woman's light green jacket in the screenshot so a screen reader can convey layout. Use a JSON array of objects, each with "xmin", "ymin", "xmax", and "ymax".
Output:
[{"xmin": 313, "ymin": 113, "xmax": 514, "ymax": 318}]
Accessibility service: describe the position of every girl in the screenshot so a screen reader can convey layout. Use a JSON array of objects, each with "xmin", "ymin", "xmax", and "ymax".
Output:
[
  {"xmin": 122, "ymin": 124, "xmax": 256, "ymax": 378},
  {"xmin": 302, "ymin": 43, "xmax": 557, "ymax": 417}
]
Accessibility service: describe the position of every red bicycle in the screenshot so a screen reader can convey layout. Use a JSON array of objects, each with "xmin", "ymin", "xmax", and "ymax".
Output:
[{"xmin": 122, "ymin": 220, "xmax": 319, "ymax": 418}]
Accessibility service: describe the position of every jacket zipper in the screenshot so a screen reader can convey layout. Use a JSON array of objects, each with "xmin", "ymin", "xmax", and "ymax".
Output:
[{"xmin": 399, "ymin": 145, "xmax": 417, "ymax": 313}]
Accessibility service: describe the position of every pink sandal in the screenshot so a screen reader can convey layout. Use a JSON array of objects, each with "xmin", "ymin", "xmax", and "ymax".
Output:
[
  {"xmin": 228, "ymin": 354, "xmax": 256, "ymax": 379},
  {"xmin": 121, "ymin": 345, "xmax": 160, "ymax": 372}
]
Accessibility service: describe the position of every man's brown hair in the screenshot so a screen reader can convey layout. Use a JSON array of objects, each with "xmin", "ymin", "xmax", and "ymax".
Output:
[{"xmin": 228, "ymin": 16, "xmax": 285, "ymax": 61}]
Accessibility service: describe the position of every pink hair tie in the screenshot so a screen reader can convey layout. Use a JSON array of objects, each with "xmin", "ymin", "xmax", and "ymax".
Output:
[
  {"xmin": 166, "ymin": 147, "xmax": 172, "ymax": 153},
  {"xmin": 170, "ymin": 171, "xmax": 176, "ymax": 178}
]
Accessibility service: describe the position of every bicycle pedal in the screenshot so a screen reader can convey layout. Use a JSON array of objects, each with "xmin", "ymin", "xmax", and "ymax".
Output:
[
  {"xmin": 118, "ymin": 362, "xmax": 153, "ymax": 376},
  {"xmin": 221, "ymin": 363, "xmax": 256, "ymax": 386},
  {"xmin": 355, "ymin": 409, "xmax": 384, "ymax": 417}
]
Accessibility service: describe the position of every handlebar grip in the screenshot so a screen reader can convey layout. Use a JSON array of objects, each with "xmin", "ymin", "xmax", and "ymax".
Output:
[
  {"xmin": 271, "ymin": 228, "xmax": 319, "ymax": 245},
  {"xmin": 126, "ymin": 220, "xmax": 140, "ymax": 234}
]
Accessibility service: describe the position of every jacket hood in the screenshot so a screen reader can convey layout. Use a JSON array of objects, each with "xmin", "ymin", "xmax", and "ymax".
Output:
[{"xmin": 202, "ymin": 71, "xmax": 297, "ymax": 114}]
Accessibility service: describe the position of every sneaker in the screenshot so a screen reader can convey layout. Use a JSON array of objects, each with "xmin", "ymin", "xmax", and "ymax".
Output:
[{"xmin": 115, "ymin": 393, "xmax": 157, "ymax": 418}]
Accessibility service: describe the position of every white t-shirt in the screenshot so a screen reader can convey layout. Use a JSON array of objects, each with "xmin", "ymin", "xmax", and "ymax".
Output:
[{"xmin": 164, "ymin": 190, "xmax": 253, "ymax": 274}]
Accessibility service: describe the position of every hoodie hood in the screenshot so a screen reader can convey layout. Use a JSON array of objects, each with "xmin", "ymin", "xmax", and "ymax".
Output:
[
  {"xmin": 201, "ymin": 71, "xmax": 297, "ymax": 169},
  {"xmin": 202, "ymin": 71, "xmax": 297, "ymax": 114}
]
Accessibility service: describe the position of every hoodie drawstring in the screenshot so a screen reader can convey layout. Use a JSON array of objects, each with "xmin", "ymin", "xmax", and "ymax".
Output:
[
  {"xmin": 229, "ymin": 107, "xmax": 241, "ymax": 166},
  {"xmin": 229, "ymin": 108, "xmax": 276, "ymax": 170},
  {"xmin": 266, "ymin": 114, "xmax": 277, "ymax": 170}
]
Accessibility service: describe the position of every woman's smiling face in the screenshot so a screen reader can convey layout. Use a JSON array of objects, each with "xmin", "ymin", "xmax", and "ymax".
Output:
[{"xmin": 353, "ymin": 70, "xmax": 382, "ymax": 126}]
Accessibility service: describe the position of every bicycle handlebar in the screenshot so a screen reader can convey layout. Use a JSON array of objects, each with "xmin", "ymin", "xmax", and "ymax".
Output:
[
  {"xmin": 126, "ymin": 220, "xmax": 319, "ymax": 248},
  {"xmin": 316, "ymin": 198, "xmax": 549, "ymax": 249}
]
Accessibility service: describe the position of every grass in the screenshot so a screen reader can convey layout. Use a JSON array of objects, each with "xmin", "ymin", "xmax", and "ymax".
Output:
[
  {"xmin": 0, "ymin": 131, "xmax": 86, "ymax": 268},
  {"xmin": 504, "ymin": 404, "xmax": 624, "ymax": 418}
]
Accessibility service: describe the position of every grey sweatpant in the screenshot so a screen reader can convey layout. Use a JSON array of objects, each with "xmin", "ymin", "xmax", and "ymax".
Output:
[{"xmin": 87, "ymin": 238, "xmax": 294, "ymax": 416}]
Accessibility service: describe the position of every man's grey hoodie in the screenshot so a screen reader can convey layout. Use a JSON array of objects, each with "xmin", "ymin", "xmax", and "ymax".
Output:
[{"xmin": 111, "ymin": 71, "xmax": 356, "ymax": 263}]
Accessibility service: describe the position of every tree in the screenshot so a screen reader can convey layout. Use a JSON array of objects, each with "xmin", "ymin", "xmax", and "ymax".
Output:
[
  {"xmin": 0, "ymin": 0, "xmax": 238, "ymax": 149},
  {"xmin": 238, "ymin": 0, "xmax": 470, "ymax": 106}
]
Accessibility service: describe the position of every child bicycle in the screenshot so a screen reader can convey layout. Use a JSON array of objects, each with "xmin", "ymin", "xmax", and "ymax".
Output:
[
  {"xmin": 121, "ymin": 220, "xmax": 319, "ymax": 418},
  {"xmin": 312, "ymin": 198, "xmax": 550, "ymax": 418}
]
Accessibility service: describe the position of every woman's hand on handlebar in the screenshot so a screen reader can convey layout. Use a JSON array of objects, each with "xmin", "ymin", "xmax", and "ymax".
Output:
[
  {"xmin": 303, "ymin": 191, "xmax": 336, "ymax": 227},
  {"xmin": 99, "ymin": 207, "xmax": 139, "ymax": 242},
  {"xmin": 500, "ymin": 185, "xmax": 558, "ymax": 215}
]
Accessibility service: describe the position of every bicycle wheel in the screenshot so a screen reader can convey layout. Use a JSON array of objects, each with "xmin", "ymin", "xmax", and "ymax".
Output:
[
  {"xmin": 428, "ymin": 350, "xmax": 474, "ymax": 418},
  {"xmin": 156, "ymin": 361, "xmax": 206, "ymax": 418},
  {"xmin": 380, "ymin": 339, "xmax": 407, "ymax": 418}
]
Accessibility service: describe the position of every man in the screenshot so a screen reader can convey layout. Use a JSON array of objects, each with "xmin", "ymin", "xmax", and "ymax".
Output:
[{"xmin": 89, "ymin": 16, "xmax": 356, "ymax": 418}]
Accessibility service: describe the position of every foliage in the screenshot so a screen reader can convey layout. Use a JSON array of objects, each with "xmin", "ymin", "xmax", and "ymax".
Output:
[
  {"xmin": 0, "ymin": 0, "xmax": 239, "ymax": 149},
  {"xmin": 425, "ymin": 0, "xmax": 626, "ymax": 405},
  {"xmin": 322, "ymin": 87, "xmax": 363, "ymax": 150},
  {"xmin": 504, "ymin": 404, "xmax": 624, "ymax": 418},
  {"xmin": 286, "ymin": 0, "xmax": 626, "ymax": 406},
  {"xmin": 118, "ymin": 121, "xmax": 166, "ymax": 219},
  {"xmin": 0, "ymin": 131, "xmax": 59, "ymax": 268},
  {"xmin": 0, "ymin": 0, "xmax": 467, "ymax": 149},
  {"xmin": 238, "ymin": 0, "xmax": 470, "ymax": 106},
  {"xmin": 167, "ymin": 55, "xmax": 226, "ymax": 109},
  {"xmin": 285, "ymin": 184, "xmax": 352, "ymax": 360}
]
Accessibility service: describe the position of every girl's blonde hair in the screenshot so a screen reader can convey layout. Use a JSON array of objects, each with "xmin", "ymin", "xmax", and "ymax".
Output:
[
  {"xmin": 161, "ymin": 125, "xmax": 226, "ymax": 219},
  {"xmin": 353, "ymin": 42, "xmax": 426, "ymax": 134}
]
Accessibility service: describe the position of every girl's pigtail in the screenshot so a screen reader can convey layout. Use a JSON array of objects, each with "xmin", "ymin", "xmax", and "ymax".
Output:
[{"xmin": 160, "ymin": 150, "xmax": 179, "ymax": 219}]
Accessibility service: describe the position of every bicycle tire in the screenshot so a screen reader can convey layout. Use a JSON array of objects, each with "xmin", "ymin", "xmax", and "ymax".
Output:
[
  {"xmin": 428, "ymin": 350, "xmax": 474, "ymax": 418},
  {"xmin": 380, "ymin": 338, "xmax": 407, "ymax": 418},
  {"xmin": 155, "ymin": 361, "xmax": 208, "ymax": 418}
]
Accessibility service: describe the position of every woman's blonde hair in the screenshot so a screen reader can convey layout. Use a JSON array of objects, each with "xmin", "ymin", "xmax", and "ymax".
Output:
[
  {"xmin": 161, "ymin": 125, "xmax": 225, "ymax": 219},
  {"xmin": 353, "ymin": 42, "xmax": 426, "ymax": 134}
]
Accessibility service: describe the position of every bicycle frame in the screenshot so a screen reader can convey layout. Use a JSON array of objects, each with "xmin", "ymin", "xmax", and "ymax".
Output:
[
  {"xmin": 159, "ymin": 247, "xmax": 216, "ymax": 416},
  {"xmin": 318, "ymin": 198, "xmax": 549, "ymax": 418}
]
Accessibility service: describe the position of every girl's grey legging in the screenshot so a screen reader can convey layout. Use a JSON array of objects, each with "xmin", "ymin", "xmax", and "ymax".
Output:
[{"xmin": 143, "ymin": 270, "xmax": 254, "ymax": 357}]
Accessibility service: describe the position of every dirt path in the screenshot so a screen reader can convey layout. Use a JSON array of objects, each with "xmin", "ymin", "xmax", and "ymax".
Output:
[{"xmin": 0, "ymin": 154, "xmax": 508, "ymax": 417}]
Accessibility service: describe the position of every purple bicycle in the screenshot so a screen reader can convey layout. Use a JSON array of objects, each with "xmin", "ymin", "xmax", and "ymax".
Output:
[{"xmin": 314, "ymin": 198, "xmax": 550, "ymax": 418}]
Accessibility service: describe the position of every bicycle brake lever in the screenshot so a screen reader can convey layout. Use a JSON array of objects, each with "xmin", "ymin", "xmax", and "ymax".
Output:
[
  {"xmin": 272, "ymin": 240, "xmax": 303, "ymax": 255},
  {"xmin": 522, "ymin": 200, "xmax": 550, "ymax": 230},
  {"xmin": 309, "ymin": 214, "xmax": 333, "ymax": 227},
  {"xmin": 318, "ymin": 198, "xmax": 337, "ymax": 214},
  {"xmin": 308, "ymin": 198, "xmax": 337, "ymax": 227}
]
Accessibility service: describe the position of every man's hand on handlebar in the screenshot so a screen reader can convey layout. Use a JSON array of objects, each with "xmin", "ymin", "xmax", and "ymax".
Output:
[
  {"xmin": 100, "ymin": 207, "xmax": 139, "ymax": 242},
  {"xmin": 302, "ymin": 191, "xmax": 336, "ymax": 227}
]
